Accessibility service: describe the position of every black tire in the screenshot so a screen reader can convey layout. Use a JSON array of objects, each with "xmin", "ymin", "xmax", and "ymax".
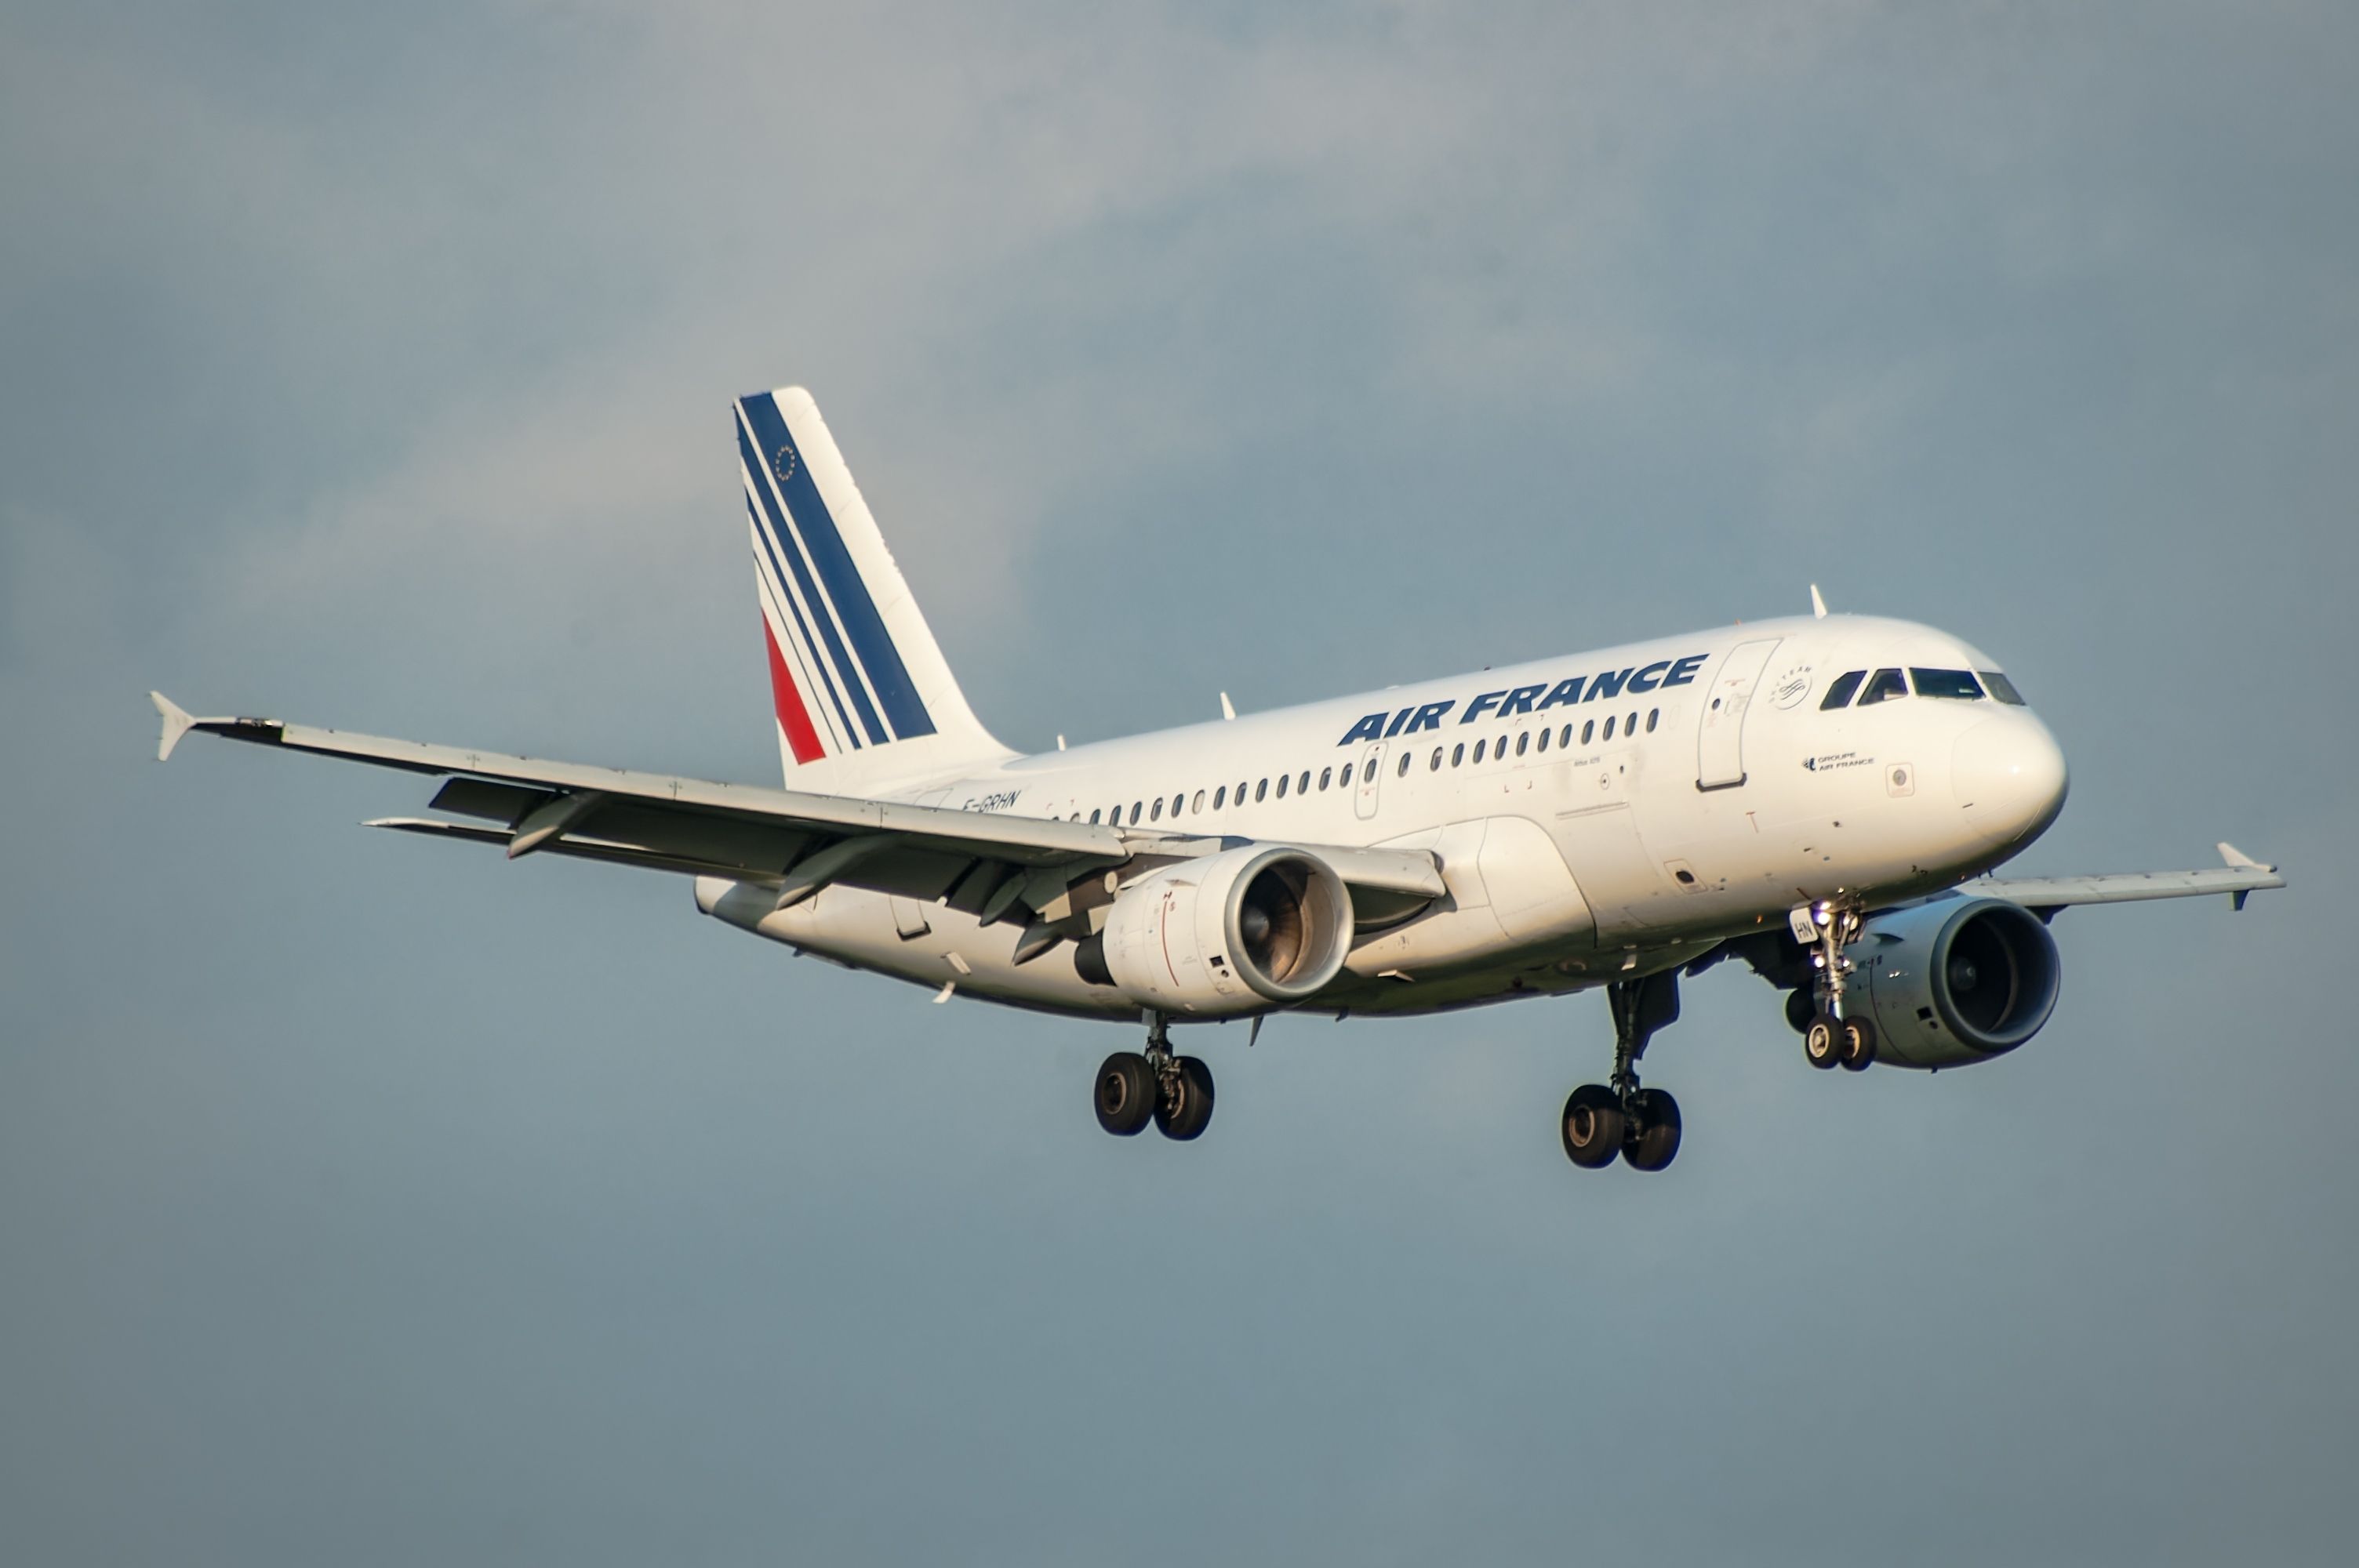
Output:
[
  {"xmin": 1623, "ymin": 1087, "xmax": 1682, "ymax": 1172},
  {"xmin": 1804, "ymin": 1013, "xmax": 1845, "ymax": 1069},
  {"xmin": 1094, "ymin": 1052, "xmax": 1157, "ymax": 1136},
  {"xmin": 1154, "ymin": 1055, "xmax": 1216, "ymax": 1142},
  {"xmin": 1785, "ymin": 988, "xmax": 1817, "ymax": 1036},
  {"xmin": 1561, "ymin": 1084, "xmax": 1625, "ymax": 1169},
  {"xmin": 1838, "ymin": 1014, "xmax": 1878, "ymax": 1072}
]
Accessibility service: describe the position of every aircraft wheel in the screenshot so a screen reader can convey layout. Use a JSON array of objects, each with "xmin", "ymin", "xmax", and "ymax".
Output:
[
  {"xmin": 1154, "ymin": 1055, "xmax": 1216, "ymax": 1142},
  {"xmin": 1623, "ymin": 1088, "xmax": 1682, "ymax": 1172},
  {"xmin": 1804, "ymin": 1013, "xmax": 1845, "ymax": 1070},
  {"xmin": 1839, "ymin": 1014, "xmax": 1878, "ymax": 1071},
  {"xmin": 1094, "ymin": 1052, "xmax": 1157, "ymax": 1136},
  {"xmin": 1561, "ymin": 1084, "xmax": 1625, "ymax": 1169}
]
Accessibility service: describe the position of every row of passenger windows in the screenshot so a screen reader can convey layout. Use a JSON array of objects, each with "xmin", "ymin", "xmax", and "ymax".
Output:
[
  {"xmin": 1090, "ymin": 761, "xmax": 1372, "ymax": 825},
  {"xmin": 1819, "ymin": 666, "xmax": 2025, "ymax": 710},
  {"xmin": 1075, "ymin": 706, "xmax": 1662, "ymax": 826},
  {"xmin": 1427, "ymin": 706, "xmax": 1659, "ymax": 771}
]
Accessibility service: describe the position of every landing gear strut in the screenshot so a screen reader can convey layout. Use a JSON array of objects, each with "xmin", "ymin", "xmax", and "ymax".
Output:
[
  {"xmin": 1797, "ymin": 901, "xmax": 1877, "ymax": 1071},
  {"xmin": 1093, "ymin": 1011, "xmax": 1216, "ymax": 1142},
  {"xmin": 1561, "ymin": 971, "xmax": 1684, "ymax": 1173}
]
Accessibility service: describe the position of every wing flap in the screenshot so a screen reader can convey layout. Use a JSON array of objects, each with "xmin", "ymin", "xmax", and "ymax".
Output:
[{"xmin": 366, "ymin": 818, "xmax": 791, "ymax": 885}]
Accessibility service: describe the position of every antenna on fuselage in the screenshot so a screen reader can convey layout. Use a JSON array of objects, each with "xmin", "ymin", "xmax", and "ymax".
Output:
[{"xmin": 1810, "ymin": 584, "xmax": 1829, "ymax": 619}]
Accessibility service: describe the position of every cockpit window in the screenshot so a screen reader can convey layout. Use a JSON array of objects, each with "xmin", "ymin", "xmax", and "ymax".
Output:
[
  {"xmin": 1857, "ymin": 668, "xmax": 1909, "ymax": 706},
  {"xmin": 1820, "ymin": 670, "xmax": 1866, "ymax": 710},
  {"xmin": 1910, "ymin": 668, "xmax": 1984, "ymax": 700},
  {"xmin": 1980, "ymin": 670, "xmax": 2026, "ymax": 706}
]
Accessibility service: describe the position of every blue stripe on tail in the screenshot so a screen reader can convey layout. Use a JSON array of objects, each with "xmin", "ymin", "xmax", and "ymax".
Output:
[
  {"xmin": 739, "ymin": 424, "xmax": 884, "ymax": 746},
  {"xmin": 745, "ymin": 496, "xmax": 860, "ymax": 751},
  {"xmin": 736, "ymin": 394, "xmax": 936, "ymax": 741}
]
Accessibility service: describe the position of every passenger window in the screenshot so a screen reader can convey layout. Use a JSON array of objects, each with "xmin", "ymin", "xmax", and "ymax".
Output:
[
  {"xmin": 1213, "ymin": 786, "xmax": 1226, "ymax": 810},
  {"xmin": 1172, "ymin": 793, "xmax": 1185, "ymax": 816},
  {"xmin": 1364, "ymin": 758, "xmax": 1378, "ymax": 783},
  {"xmin": 1603, "ymin": 715, "xmax": 1616, "ymax": 740},
  {"xmin": 1089, "ymin": 808, "xmax": 1101, "ymax": 824},
  {"xmin": 1625, "ymin": 711, "xmax": 1637, "ymax": 735},
  {"xmin": 1256, "ymin": 778, "xmax": 1269, "ymax": 801},
  {"xmin": 1130, "ymin": 801, "xmax": 1143, "ymax": 824},
  {"xmin": 1858, "ymin": 668, "xmax": 1909, "ymax": 706},
  {"xmin": 1314, "ymin": 767, "xmax": 1328, "ymax": 791},
  {"xmin": 1193, "ymin": 789, "xmax": 1208, "ymax": 813},
  {"xmin": 1646, "ymin": 708, "xmax": 1659, "ymax": 733},
  {"xmin": 1396, "ymin": 751, "xmax": 1411, "ymax": 777},
  {"xmin": 1537, "ymin": 728, "xmax": 1551, "ymax": 753},
  {"xmin": 1299, "ymin": 771, "xmax": 1310, "ymax": 794},
  {"xmin": 1452, "ymin": 743, "xmax": 1465, "ymax": 767},
  {"xmin": 1581, "ymin": 720, "xmax": 1594, "ymax": 745},
  {"xmin": 1276, "ymin": 774, "xmax": 1289, "ymax": 798},
  {"xmin": 1516, "ymin": 731, "xmax": 1530, "ymax": 756},
  {"xmin": 1430, "ymin": 747, "xmax": 1443, "ymax": 771},
  {"xmin": 1474, "ymin": 739, "xmax": 1487, "ymax": 764},
  {"xmin": 1980, "ymin": 671, "xmax": 2026, "ymax": 706},
  {"xmin": 1561, "ymin": 724, "xmax": 1573, "ymax": 748},
  {"xmin": 1821, "ymin": 670, "xmax": 1866, "ymax": 709},
  {"xmin": 1911, "ymin": 668, "xmax": 1984, "ymax": 701},
  {"xmin": 1236, "ymin": 781, "xmax": 1247, "ymax": 802},
  {"xmin": 1149, "ymin": 797, "xmax": 1163, "ymax": 821}
]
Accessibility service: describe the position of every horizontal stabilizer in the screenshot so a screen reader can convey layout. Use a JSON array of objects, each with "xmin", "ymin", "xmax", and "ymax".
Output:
[{"xmin": 150, "ymin": 691, "xmax": 198, "ymax": 761}]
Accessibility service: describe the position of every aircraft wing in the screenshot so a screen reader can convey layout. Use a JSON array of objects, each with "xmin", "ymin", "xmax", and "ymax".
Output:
[
  {"xmin": 150, "ymin": 694, "xmax": 1443, "ymax": 919},
  {"xmin": 1962, "ymin": 843, "xmax": 2285, "ymax": 915}
]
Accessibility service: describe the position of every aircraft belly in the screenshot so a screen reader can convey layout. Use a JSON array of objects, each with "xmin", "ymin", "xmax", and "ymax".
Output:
[{"xmin": 700, "ymin": 880, "xmax": 1136, "ymax": 1019}]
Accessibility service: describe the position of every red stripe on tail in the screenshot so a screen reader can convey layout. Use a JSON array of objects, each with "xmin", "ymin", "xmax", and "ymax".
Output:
[{"xmin": 763, "ymin": 617, "xmax": 827, "ymax": 764}]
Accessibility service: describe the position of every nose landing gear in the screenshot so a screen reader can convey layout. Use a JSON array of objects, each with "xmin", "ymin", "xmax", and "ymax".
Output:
[
  {"xmin": 1796, "ymin": 901, "xmax": 1878, "ymax": 1072},
  {"xmin": 1561, "ymin": 971, "xmax": 1685, "ymax": 1173}
]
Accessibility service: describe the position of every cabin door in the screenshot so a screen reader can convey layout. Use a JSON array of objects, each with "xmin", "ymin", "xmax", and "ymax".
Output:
[{"xmin": 1696, "ymin": 638, "xmax": 1783, "ymax": 791}]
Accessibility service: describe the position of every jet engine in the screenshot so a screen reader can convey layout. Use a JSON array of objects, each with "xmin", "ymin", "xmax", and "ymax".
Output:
[
  {"xmin": 1081, "ymin": 846, "xmax": 1354, "ymax": 1017},
  {"xmin": 1856, "ymin": 897, "xmax": 2063, "ymax": 1069}
]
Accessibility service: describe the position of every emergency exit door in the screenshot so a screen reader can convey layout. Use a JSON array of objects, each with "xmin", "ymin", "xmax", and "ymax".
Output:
[
  {"xmin": 1695, "ymin": 638, "xmax": 1782, "ymax": 790},
  {"xmin": 1354, "ymin": 742, "xmax": 1385, "ymax": 820}
]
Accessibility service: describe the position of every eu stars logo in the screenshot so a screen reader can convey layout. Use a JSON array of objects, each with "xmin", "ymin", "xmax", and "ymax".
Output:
[{"xmin": 772, "ymin": 445, "xmax": 798, "ymax": 485}]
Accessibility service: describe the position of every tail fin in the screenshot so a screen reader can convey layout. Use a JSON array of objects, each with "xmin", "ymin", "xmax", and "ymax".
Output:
[{"xmin": 736, "ymin": 387, "xmax": 1012, "ymax": 793}]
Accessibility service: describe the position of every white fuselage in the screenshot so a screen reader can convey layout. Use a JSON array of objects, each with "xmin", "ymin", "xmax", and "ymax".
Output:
[{"xmin": 700, "ymin": 613, "xmax": 2069, "ymax": 1021}]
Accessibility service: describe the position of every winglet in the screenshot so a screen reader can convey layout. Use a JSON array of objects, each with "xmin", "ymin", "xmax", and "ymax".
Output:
[
  {"xmin": 2219, "ymin": 842, "xmax": 2274, "ymax": 911},
  {"xmin": 1810, "ymin": 584, "xmax": 1829, "ymax": 619},
  {"xmin": 151, "ymin": 691, "xmax": 196, "ymax": 761}
]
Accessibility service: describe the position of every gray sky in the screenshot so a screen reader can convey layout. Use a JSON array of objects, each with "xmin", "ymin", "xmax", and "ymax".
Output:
[{"xmin": 5, "ymin": 2, "xmax": 2355, "ymax": 1563}]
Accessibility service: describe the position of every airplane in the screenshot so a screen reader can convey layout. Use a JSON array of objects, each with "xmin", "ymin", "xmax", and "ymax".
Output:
[{"xmin": 150, "ymin": 384, "xmax": 2286, "ymax": 1171}]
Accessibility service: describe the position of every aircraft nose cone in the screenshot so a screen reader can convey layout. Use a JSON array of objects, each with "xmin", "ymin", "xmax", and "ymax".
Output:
[{"xmin": 1952, "ymin": 713, "xmax": 2068, "ymax": 847}]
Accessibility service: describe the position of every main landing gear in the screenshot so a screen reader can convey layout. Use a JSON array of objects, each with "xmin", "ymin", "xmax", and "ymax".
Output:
[
  {"xmin": 1561, "ymin": 971, "xmax": 1684, "ymax": 1173},
  {"xmin": 1794, "ymin": 902, "xmax": 1877, "ymax": 1073},
  {"xmin": 1093, "ymin": 1011, "xmax": 1216, "ymax": 1142}
]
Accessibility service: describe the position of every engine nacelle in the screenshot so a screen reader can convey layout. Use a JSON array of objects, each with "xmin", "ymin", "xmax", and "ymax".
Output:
[
  {"xmin": 1857, "ymin": 897, "xmax": 2063, "ymax": 1069},
  {"xmin": 1089, "ymin": 846, "xmax": 1354, "ymax": 1017}
]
